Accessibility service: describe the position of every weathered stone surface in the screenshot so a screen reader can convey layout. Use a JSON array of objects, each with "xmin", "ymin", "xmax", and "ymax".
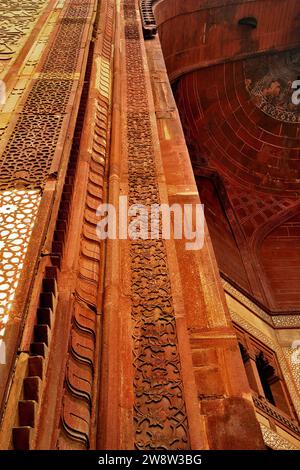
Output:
[{"xmin": 0, "ymin": 0, "xmax": 299, "ymax": 452}]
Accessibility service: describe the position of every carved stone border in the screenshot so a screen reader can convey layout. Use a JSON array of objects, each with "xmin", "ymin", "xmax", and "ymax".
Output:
[
  {"xmin": 272, "ymin": 315, "xmax": 300, "ymax": 329},
  {"xmin": 260, "ymin": 423, "xmax": 299, "ymax": 450},
  {"xmin": 253, "ymin": 394, "xmax": 300, "ymax": 436},
  {"xmin": 57, "ymin": 0, "xmax": 115, "ymax": 449},
  {"xmin": 124, "ymin": 0, "xmax": 189, "ymax": 450},
  {"xmin": 223, "ymin": 279, "xmax": 272, "ymax": 325}
]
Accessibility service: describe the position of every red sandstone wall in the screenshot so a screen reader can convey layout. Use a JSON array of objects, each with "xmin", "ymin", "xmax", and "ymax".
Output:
[{"xmin": 154, "ymin": 0, "xmax": 300, "ymax": 80}]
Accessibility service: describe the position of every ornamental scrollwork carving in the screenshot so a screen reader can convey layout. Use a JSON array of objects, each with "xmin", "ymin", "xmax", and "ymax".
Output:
[{"xmin": 125, "ymin": 0, "xmax": 189, "ymax": 450}]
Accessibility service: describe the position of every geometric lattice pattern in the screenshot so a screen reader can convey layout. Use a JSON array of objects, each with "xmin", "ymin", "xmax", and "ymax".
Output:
[
  {"xmin": 23, "ymin": 80, "xmax": 73, "ymax": 115},
  {"xmin": 0, "ymin": 2, "xmax": 91, "ymax": 191},
  {"xmin": 0, "ymin": 189, "xmax": 40, "ymax": 340},
  {"xmin": 42, "ymin": 17, "xmax": 90, "ymax": 79},
  {"xmin": 0, "ymin": 0, "xmax": 91, "ymax": 355},
  {"xmin": 0, "ymin": 115, "xmax": 63, "ymax": 190}
]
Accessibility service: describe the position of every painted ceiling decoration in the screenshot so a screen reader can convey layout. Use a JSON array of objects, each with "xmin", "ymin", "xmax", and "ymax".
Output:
[{"xmin": 244, "ymin": 49, "xmax": 300, "ymax": 123}]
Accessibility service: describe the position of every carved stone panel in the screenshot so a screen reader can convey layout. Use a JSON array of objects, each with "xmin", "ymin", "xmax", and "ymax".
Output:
[{"xmin": 124, "ymin": 0, "xmax": 189, "ymax": 450}]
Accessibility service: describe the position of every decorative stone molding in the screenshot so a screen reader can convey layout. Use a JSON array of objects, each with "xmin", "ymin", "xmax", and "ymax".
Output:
[
  {"xmin": 222, "ymin": 279, "xmax": 272, "ymax": 325},
  {"xmin": 272, "ymin": 316, "xmax": 300, "ymax": 329},
  {"xmin": 58, "ymin": 0, "xmax": 115, "ymax": 449},
  {"xmin": 253, "ymin": 394, "xmax": 300, "ymax": 436},
  {"xmin": 12, "ymin": 266, "xmax": 58, "ymax": 450},
  {"xmin": 124, "ymin": 0, "xmax": 189, "ymax": 449},
  {"xmin": 260, "ymin": 423, "xmax": 299, "ymax": 450}
]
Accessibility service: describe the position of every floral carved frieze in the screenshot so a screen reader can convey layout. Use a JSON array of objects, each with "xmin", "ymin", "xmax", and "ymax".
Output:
[{"xmin": 125, "ymin": 0, "xmax": 189, "ymax": 450}]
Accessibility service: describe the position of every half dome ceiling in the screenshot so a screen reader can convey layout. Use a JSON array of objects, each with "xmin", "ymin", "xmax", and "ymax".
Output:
[
  {"xmin": 175, "ymin": 49, "xmax": 300, "ymax": 195},
  {"xmin": 154, "ymin": 0, "xmax": 300, "ymax": 313},
  {"xmin": 174, "ymin": 49, "xmax": 300, "ymax": 312}
]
